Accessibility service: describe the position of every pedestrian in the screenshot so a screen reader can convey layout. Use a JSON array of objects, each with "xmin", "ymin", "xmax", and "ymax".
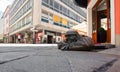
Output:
[{"xmin": 18, "ymin": 34, "xmax": 21, "ymax": 43}]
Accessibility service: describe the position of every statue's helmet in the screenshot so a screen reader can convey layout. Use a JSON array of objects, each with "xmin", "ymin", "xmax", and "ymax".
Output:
[
  {"xmin": 65, "ymin": 30, "xmax": 78, "ymax": 36},
  {"xmin": 65, "ymin": 29, "xmax": 82, "ymax": 40}
]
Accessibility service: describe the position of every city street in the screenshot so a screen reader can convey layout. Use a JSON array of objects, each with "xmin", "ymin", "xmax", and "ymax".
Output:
[
  {"xmin": 0, "ymin": 0, "xmax": 120, "ymax": 72},
  {"xmin": 0, "ymin": 44, "xmax": 117, "ymax": 72}
]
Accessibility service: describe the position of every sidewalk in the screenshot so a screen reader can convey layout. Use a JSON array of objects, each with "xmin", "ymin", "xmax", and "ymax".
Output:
[
  {"xmin": 98, "ymin": 47, "xmax": 120, "ymax": 72},
  {"xmin": 99, "ymin": 46, "xmax": 120, "ymax": 56}
]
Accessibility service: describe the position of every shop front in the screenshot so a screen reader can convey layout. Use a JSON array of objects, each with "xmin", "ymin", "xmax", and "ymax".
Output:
[
  {"xmin": 40, "ymin": 30, "xmax": 62, "ymax": 44},
  {"xmin": 44, "ymin": 30, "xmax": 56, "ymax": 44},
  {"xmin": 87, "ymin": 0, "xmax": 112, "ymax": 44}
]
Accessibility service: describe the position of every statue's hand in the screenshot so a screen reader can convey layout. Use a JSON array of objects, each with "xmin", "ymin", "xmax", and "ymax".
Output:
[
  {"xmin": 69, "ymin": 43, "xmax": 74, "ymax": 49},
  {"xmin": 60, "ymin": 43, "xmax": 69, "ymax": 50},
  {"xmin": 58, "ymin": 42, "xmax": 69, "ymax": 50}
]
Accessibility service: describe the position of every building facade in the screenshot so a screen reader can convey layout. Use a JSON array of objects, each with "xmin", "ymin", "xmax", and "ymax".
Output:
[
  {"xmin": 9, "ymin": 0, "xmax": 86, "ymax": 44},
  {"xmin": 87, "ymin": 0, "xmax": 120, "ymax": 46},
  {"xmin": 0, "ymin": 18, "xmax": 5, "ymax": 42},
  {"xmin": 2, "ymin": 6, "xmax": 10, "ymax": 43}
]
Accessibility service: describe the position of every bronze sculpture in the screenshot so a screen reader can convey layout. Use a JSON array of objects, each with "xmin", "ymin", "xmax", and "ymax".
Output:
[{"xmin": 58, "ymin": 30, "xmax": 94, "ymax": 50}]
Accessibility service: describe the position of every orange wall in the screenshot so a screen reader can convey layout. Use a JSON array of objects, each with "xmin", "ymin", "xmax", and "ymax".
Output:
[{"xmin": 115, "ymin": 0, "xmax": 120, "ymax": 34}]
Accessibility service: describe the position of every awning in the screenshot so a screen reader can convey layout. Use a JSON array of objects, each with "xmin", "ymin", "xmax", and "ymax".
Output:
[{"xmin": 71, "ymin": 21, "xmax": 87, "ymax": 35}]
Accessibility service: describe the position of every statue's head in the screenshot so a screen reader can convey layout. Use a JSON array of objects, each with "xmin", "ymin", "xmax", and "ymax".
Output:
[{"xmin": 65, "ymin": 30, "xmax": 80, "ymax": 43}]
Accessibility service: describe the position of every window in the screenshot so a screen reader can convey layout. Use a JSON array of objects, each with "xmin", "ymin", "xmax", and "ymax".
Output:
[
  {"xmin": 59, "ymin": 17, "xmax": 62, "ymax": 26},
  {"xmin": 30, "ymin": 0, "xmax": 32, "ymax": 8},
  {"xmin": 53, "ymin": 15, "xmax": 60, "ymax": 25},
  {"xmin": 41, "ymin": 11, "xmax": 49, "ymax": 23},
  {"xmin": 23, "ymin": 5, "xmax": 26, "ymax": 14},
  {"xmin": 54, "ymin": 15, "xmax": 60, "ymax": 23},
  {"xmin": 17, "ymin": 21, "xmax": 21, "ymax": 29},
  {"xmin": 49, "ymin": 0, "xmax": 53, "ymax": 8},
  {"xmin": 69, "ymin": 22, "xmax": 74, "ymax": 28},
  {"xmin": 42, "ymin": 0, "xmax": 49, "ymax": 4},
  {"xmin": 62, "ymin": 18, "xmax": 67, "ymax": 27},
  {"xmin": 26, "ymin": 15, "xmax": 29, "ymax": 24},
  {"xmin": 42, "ymin": 10, "xmax": 48, "ymax": 17},
  {"xmin": 69, "ymin": 11, "xmax": 74, "ymax": 19},
  {"xmin": 59, "ymin": 5, "xmax": 62, "ymax": 13},
  {"xmin": 41, "ymin": 0, "xmax": 82, "ymax": 24},
  {"xmin": 22, "ymin": 18, "xmax": 25, "ymax": 26},
  {"xmin": 62, "ymin": 6, "xmax": 66, "ymax": 15},
  {"xmin": 27, "ymin": 2, "xmax": 30, "ymax": 11},
  {"xmin": 41, "ymin": 17, "xmax": 49, "ymax": 23},
  {"xmin": 65, "ymin": 8, "xmax": 69, "ymax": 16},
  {"xmin": 49, "ymin": 13, "xmax": 53, "ymax": 24},
  {"xmin": 25, "ymin": 4, "xmax": 28, "ymax": 13},
  {"xmin": 54, "ymin": 1, "xmax": 59, "ymax": 12},
  {"xmin": 77, "ymin": 16, "xmax": 82, "ymax": 23},
  {"xmin": 42, "ymin": 0, "xmax": 49, "ymax": 7},
  {"xmin": 19, "ymin": 9, "xmax": 23, "ymax": 17},
  {"xmin": 29, "ymin": 15, "xmax": 32, "ymax": 22},
  {"xmin": 25, "ymin": 13, "xmax": 32, "ymax": 25}
]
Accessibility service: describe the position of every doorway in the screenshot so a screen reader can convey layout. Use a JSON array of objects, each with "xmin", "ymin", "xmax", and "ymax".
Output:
[
  {"xmin": 92, "ymin": 0, "xmax": 111, "ymax": 43},
  {"xmin": 97, "ymin": 10, "xmax": 107, "ymax": 43},
  {"xmin": 47, "ymin": 35, "xmax": 53, "ymax": 43}
]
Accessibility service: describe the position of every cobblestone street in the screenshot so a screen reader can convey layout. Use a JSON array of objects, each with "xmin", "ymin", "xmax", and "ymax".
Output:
[{"xmin": 0, "ymin": 44, "xmax": 117, "ymax": 72}]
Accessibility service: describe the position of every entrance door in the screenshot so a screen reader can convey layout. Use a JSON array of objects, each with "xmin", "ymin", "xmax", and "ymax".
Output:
[{"xmin": 47, "ymin": 35, "xmax": 53, "ymax": 43}]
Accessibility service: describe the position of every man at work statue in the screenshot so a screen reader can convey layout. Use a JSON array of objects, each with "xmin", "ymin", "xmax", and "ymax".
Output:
[{"xmin": 58, "ymin": 30, "xmax": 94, "ymax": 50}]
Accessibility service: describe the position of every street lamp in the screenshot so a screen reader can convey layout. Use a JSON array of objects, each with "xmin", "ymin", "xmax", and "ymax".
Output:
[{"xmin": 30, "ymin": 26, "xmax": 38, "ymax": 44}]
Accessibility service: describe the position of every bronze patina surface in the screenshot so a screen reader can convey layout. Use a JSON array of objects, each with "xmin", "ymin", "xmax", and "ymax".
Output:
[{"xmin": 58, "ymin": 30, "xmax": 94, "ymax": 51}]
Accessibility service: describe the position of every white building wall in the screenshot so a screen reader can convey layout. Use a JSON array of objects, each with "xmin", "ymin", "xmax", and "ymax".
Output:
[
  {"xmin": 87, "ymin": 0, "xmax": 98, "ymax": 37},
  {"xmin": 110, "ymin": 0, "xmax": 115, "ymax": 44},
  {"xmin": 32, "ymin": 0, "xmax": 41, "ymax": 26},
  {"xmin": 87, "ymin": 8, "xmax": 92, "ymax": 37}
]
